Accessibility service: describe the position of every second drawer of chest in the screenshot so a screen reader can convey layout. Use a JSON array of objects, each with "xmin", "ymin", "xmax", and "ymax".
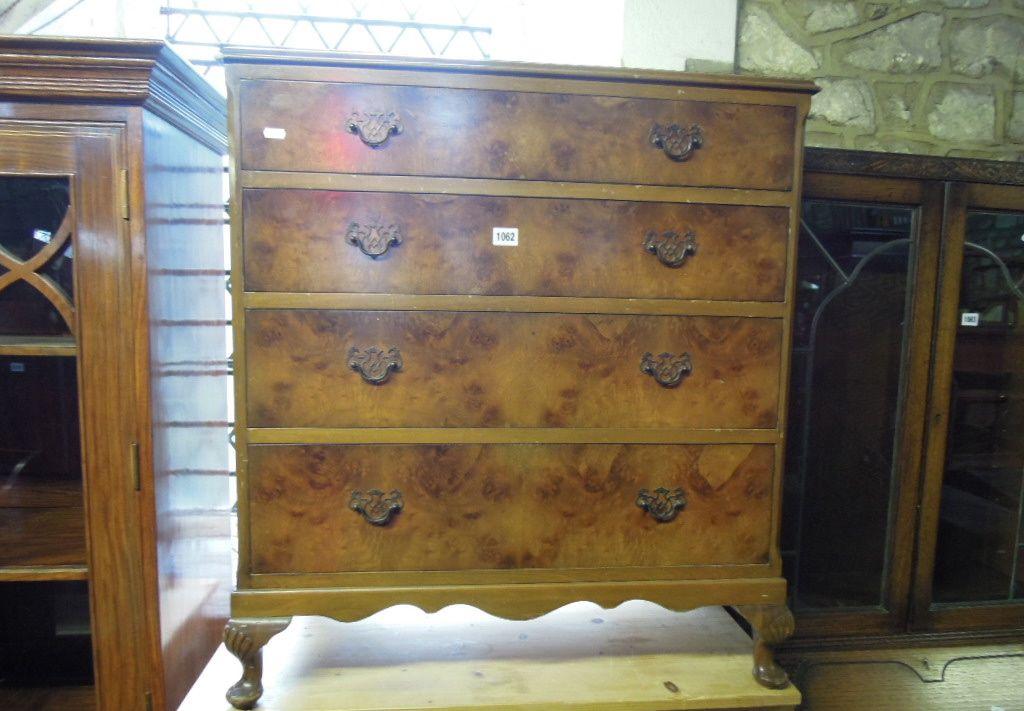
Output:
[
  {"xmin": 247, "ymin": 443, "xmax": 774, "ymax": 574},
  {"xmin": 243, "ymin": 190, "xmax": 790, "ymax": 302},
  {"xmin": 245, "ymin": 310, "xmax": 781, "ymax": 429}
]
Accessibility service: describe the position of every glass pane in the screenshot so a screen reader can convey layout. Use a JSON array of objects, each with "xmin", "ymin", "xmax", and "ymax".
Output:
[
  {"xmin": 0, "ymin": 177, "xmax": 70, "ymax": 262},
  {"xmin": 0, "ymin": 356, "xmax": 81, "ymax": 503},
  {"xmin": 783, "ymin": 200, "xmax": 915, "ymax": 610},
  {"xmin": 0, "ymin": 176, "xmax": 74, "ymax": 336},
  {"xmin": 0, "ymin": 581, "xmax": 92, "ymax": 687},
  {"xmin": 0, "ymin": 279, "xmax": 72, "ymax": 336},
  {"xmin": 932, "ymin": 211, "xmax": 1024, "ymax": 603}
]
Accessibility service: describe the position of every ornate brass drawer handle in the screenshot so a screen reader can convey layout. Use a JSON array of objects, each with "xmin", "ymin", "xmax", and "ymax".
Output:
[
  {"xmin": 650, "ymin": 123, "xmax": 703, "ymax": 162},
  {"xmin": 644, "ymin": 229, "xmax": 697, "ymax": 268},
  {"xmin": 348, "ymin": 346, "xmax": 403, "ymax": 384},
  {"xmin": 346, "ymin": 220, "xmax": 402, "ymax": 258},
  {"xmin": 346, "ymin": 110, "xmax": 403, "ymax": 147},
  {"xmin": 350, "ymin": 489, "xmax": 403, "ymax": 526},
  {"xmin": 640, "ymin": 351, "xmax": 692, "ymax": 388},
  {"xmin": 636, "ymin": 487, "xmax": 687, "ymax": 523}
]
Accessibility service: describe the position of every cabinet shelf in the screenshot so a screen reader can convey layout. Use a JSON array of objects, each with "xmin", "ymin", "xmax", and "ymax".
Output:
[
  {"xmin": 0, "ymin": 479, "xmax": 82, "ymax": 508},
  {"xmin": 0, "ymin": 505, "xmax": 87, "ymax": 571},
  {"xmin": 0, "ymin": 564, "xmax": 88, "ymax": 582},
  {"xmin": 0, "ymin": 685, "xmax": 95, "ymax": 710},
  {"xmin": 0, "ymin": 335, "xmax": 76, "ymax": 357}
]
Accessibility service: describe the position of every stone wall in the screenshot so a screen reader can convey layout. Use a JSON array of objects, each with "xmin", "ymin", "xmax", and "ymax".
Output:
[{"xmin": 737, "ymin": 0, "xmax": 1024, "ymax": 160}]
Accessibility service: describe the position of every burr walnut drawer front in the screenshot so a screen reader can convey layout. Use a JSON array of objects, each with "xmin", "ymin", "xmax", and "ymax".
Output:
[
  {"xmin": 238, "ymin": 80, "xmax": 796, "ymax": 190},
  {"xmin": 245, "ymin": 310, "xmax": 782, "ymax": 429},
  {"xmin": 243, "ymin": 190, "xmax": 790, "ymax": 302},
  {"xmin": 247, "ymin": 443, "xmax": 774, "ymax": 574}
]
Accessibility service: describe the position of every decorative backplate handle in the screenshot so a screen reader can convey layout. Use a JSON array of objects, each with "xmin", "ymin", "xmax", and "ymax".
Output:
[
  {"xmin": 640, "ymin": 351, "xmax": 693, "ymax": 388},
  {"xmin": 644, "ymin": 230, "xmax": 697, "ymax": 268},
  {"xmin": 346, "ymin": 221, "xmax": 403, "ymax": 258},
  {"xmin": 346, "ymin": 111, "xmax": 403, "ymax": 147},
  {"xmin": 636, "ymin": 487, "xmax": 687, "ymax": 523},
  {"xmin": 649, "ymin": 123, "xmax": 704, "ymax": 162},
  {"xmin": 350, "ymin": 489, "xmax": 404, "ymax": 526},
  {"xmin": 348, "ymin": 346, "xmax": 403, "ymax": 384}
]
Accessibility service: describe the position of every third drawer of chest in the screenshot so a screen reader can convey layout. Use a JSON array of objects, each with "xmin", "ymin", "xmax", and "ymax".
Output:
[
  {"xmin": 245, "ymin": 310, "xmax": 782, "ymax": 429},
  {"xmin": 243, "ymin": 190, "xmax": 790, "ymax": 302}
]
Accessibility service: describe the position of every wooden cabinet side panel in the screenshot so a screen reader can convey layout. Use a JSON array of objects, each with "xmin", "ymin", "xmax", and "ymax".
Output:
[{"xmin": 141, "ymin": 111, "xmax": 232, "ymax": 710}]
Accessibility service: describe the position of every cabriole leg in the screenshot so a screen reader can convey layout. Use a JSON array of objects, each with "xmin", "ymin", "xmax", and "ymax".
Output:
[
  {"xmin": 732, "ymin": 604, "xmax": 795, "ymax": 689},
  {"xmin": 223, "ymin": 617, "xmax": 292, "ymax": 710}
]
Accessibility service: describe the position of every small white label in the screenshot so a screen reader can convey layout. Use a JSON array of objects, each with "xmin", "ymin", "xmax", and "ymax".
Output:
[
  {"xmin": 961, "ymin": 312, "xmax": 980, "ymax": 327},
  {"xmin": 33, "ymin": 229, "xmax": 52, "ymax": 244},
  {"xmin": 263, "ymin": 127, "xmax": 287, "ymax": 140},
  {"xmin": 9, "ymin": 362, "xmax": 25, "ymax": 373},
  {"xmin": 492, "ymin": 227, "xmax": 519, "ymax": 246}
]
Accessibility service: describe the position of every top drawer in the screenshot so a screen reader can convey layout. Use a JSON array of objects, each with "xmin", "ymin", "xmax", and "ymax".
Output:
[{"xmin": 238, "ymin": 80, "xmax": 797, "ymax": 191}]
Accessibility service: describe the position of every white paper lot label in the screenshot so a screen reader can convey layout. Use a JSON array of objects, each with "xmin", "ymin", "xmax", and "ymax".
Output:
[
  {"xmin": 492, "ymin": 227, "xmax": 519, "ymax": 246},
  {"xmin": 961, "ymin": 312, "xmax": 980, "ymax": 327},
  {"xmin": 263, "ymin": 127, "xmax": 287, "ymax": 140}
]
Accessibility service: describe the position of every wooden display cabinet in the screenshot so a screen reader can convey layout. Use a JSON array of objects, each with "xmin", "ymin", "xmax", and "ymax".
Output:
[
  {"xmin": 781, "ymin": 148, "xmax": 1024, "ymax": 652},
  {"xmin": 0, "ymin": 36, "xmax": 230, "ymax": 710}
]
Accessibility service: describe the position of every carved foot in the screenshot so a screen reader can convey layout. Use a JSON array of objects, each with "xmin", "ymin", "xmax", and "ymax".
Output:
[
  {"xmin": 224, "ymin": 617, "xmax": 291, "ymax": 710},
  {"xmin": 732, "ymin": 604, "xmax": 795, "ymax": 689}
]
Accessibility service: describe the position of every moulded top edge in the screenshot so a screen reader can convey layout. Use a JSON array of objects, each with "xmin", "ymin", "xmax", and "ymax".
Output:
[{"xmin": 221, "ymin": 46, "xmax": 819, "ymax": 95}]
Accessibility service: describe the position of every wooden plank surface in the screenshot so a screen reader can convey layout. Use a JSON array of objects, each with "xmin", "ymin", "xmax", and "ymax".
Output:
[{"xmin": 181, "ymin": 603, "xmax": 798, "ymax": 710}]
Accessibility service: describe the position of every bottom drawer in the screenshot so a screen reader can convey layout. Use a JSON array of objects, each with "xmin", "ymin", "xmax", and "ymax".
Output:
[{"xmin": 247, "ymin": 443, "xmax": 773, "ymax": 574}]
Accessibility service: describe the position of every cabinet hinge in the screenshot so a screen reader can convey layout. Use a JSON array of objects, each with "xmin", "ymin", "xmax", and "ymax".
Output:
[
  {"xmin": 119, "ymin": 168, "xmax": 130, "ymax": 220},
  {"xmin": 130, "ymin": 441, "xmax": 141, "ymax": 492},
  {"xmin": 144, "ymin": 690, "xmax": 154, "ymax": 711}
]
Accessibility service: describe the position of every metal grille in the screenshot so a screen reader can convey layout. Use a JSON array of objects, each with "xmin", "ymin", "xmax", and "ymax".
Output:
[{"xmin": 164, "ymin": 1, "xmax": 492, "ymax": 90}]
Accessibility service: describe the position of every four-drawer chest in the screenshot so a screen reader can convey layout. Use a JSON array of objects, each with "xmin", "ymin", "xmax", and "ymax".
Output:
[{"xmin": 223, "ymin": 48, "xmax": 815, "ymax": 709}]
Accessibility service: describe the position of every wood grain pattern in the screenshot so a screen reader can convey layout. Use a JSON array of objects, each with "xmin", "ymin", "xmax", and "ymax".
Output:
[
  {"xmin": 0, "ymin": 479, "xmax": 82, "ymax": 508},
  {"xmin": 71, "ymin": 126, "xmax": 152, "ymax": 711},
  {"xmin": 248, "ymin": 443, "xmax": 773, "ymax": 574},
  {"xmin": 239, "ymin": 80, "xmax": 795, "ymax": 190},
  {"xmin": 242, "ymin": 189, "xmax": 789, "ymax": 301},
  {"xmin": 246, "ymin": 310, "xmax": 782, "ymax": 429},
  {"xmin": 791, "ymin": 644, "xmax": 1024, "ymax": 711},
  {"xmin": 0, "ymin": 506, "xmax": 87, "ymax": 567}
]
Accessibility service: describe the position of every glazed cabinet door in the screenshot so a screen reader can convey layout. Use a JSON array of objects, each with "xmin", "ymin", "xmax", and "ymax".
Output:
[
  {"xmin": 0, "ymin": 122, "xmax": 148, "ymax": 709},
  {"xmin": 782, "ymin": 173, "xmax": 943, "ymax": 638},
  {"xmin": 914, "ymin": 182, "xmax": 1024, "ymax": 632}
]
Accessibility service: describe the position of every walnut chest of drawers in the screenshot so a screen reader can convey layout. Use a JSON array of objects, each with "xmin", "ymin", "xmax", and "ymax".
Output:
[{"xmin": 223, "ymin": 48, "xmax": 815, "ymax": 710}]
